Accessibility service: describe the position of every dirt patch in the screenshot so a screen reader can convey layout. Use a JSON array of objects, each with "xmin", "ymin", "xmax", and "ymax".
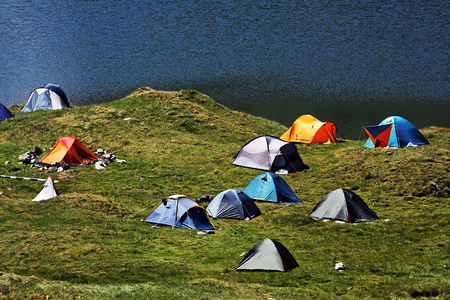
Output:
[{"xmin": 57, "ymin": 170, "xmax": 75, "ymax": 181}]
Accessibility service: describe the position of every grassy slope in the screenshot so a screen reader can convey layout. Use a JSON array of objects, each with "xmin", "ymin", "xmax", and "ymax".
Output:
[{"xmin": 0, "ymin": 87, "xmax": 448, "ymax": 299}]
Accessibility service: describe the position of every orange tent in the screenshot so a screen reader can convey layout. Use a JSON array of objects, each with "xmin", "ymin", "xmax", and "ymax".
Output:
[
  {"xmin": 40, "ymin": 137, "xmax": 98, "ymax": 165},
  {"xmin": 280, "ymin": 115, "xmax": 337, "ymax": 144}
]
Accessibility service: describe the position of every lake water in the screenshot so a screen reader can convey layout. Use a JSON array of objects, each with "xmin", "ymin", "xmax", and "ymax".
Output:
[{"xmin": 1, "ymin": 0, "xmax": 448, "ymax": 139}]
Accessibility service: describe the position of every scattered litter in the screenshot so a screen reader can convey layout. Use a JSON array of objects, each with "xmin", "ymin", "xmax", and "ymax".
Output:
[
  {"xmin": 5, "ymin": 161, "xmax": 10, "ymax": 164},
  {"xmin": 196, "ymin": 194, "xmax": 213, "ymax": 203},
  {"xmin": 95, "ymin": 161, "xmax": 106, "ymax": 170},
  {"xmin": 385, "ymin": 219, "xmax": 390, "ymax": 222},
  {"xmin": 18, "ymin": 147, "xmax": 42, "ymax": 164},
  {"xmin": 429, "ymin": 180, "xmax": 442, "ymax": 191},
  {"xmin": 335, "ymin": 262, "xmax": 345, "ymax": 271},
  {"xmin": 275, "ymin": 169, "xmax": 288, "ymax": 175},
  {"xmin": 94, "ymin": 149, "xmax": 126, "ymax": 169},
  {"xmin": 240, "ymin": 252, "xmax": 247, "ymax": 257},
  {"xmin": 124, "ymin": 117, "xmax": 131, "ymax": 121},
  {"xmin": 151, "ymin": 225, "xmax": 159, "ymax": 228},
  {"xmin": 198, "ymin": 230, "xmax": 214, "ymax": 235}
]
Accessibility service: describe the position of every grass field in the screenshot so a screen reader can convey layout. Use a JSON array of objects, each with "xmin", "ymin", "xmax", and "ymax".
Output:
[{"xmin": 0, "ymin": 87, "xmax": 448, "ymax": 299}]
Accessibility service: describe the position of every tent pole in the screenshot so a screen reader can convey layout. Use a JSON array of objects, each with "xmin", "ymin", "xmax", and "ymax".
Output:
[
  {"xmin": 0, "ymin": 175, "xmax": 58, "ymax": 183},
  {"xmin": 174, "ymin": 197, "xmax": 179, "ymax": 228}
]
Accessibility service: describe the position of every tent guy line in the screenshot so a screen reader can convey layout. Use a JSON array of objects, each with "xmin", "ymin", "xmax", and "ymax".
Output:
[{"xmin": 0, "ymin": 175, "xmax": 59, "ymax": 183}]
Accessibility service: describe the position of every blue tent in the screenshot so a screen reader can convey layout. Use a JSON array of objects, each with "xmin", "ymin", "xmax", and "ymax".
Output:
[
  {"xmin": 144, "ymin": 195, "xmax": 214, "ymax": 230},
  {"xmin": 206, "ymin": 189, "xmax": 261, "ymax": 219},
  {"xmin": 363, "ymin": 116, "xmax": 429, "ymax": 148},
  {"xmin": 244, "ymin": 172, "xmax": 302, "ymax": 204},
  {"xmin": 0, "ymin": 103, "xmax": 14, "ymax": 121},
  {"xmin": 21, "ymin": 83, "xmax": 70, "ymax": 113}
]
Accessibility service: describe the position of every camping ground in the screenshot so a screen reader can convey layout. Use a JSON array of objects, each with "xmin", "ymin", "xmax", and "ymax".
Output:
[{"xmin": 0, "ymin": 87, "xmax": 448, "ymax": 299}]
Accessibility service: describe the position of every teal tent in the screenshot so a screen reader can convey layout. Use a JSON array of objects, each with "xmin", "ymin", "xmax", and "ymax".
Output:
[{"xmin": 244, "ymin": 172, "xmax": 302, "ymax": 203}]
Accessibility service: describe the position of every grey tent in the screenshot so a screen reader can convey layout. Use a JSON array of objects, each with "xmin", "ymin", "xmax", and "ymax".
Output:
[
  {"xmin": 236, "ymin": 238, "xmax": 299, "ymax": 272},
  {"xmin": 310, "ymin": 188, "xmax": 379, "ymax": 223},
  {"xmin": 232, "ymin": 136, "xmax": 309, "ymax": 174},
  {"xmin": 206, "ymin": 189, "xmax": 261, "ymax": 219}
]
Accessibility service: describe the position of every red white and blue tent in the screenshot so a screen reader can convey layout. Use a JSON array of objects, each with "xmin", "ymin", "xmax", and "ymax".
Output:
[{"xmin": 363, "ymin": 116, "xmax": 429, "ymax": 148}]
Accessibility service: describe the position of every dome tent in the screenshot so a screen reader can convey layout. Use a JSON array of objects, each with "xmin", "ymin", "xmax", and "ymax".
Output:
[
  {"xmin": 281, "ymin": 114, "xmax": 337, "ymax": 144},
  {"xmin": 244, "ymin": 172, "xmax": 302, "ymax": 204},
  {"xmin": 363, "ymin": 116, "xmax": 429, "ymax": 148},
  {"xmin": 236, "ymin": 238, "xmax": 299, "ymax": 272},
  {"xmin": 21, "ymin": 83, "xmax": 70, "ymax": 113},
  {"xmin": 206, "ymin": 189, "xmax": 261, "ymax": 219},
  {"xmin": 310, "ymin": 188, "xmax": 379, "ymax": 224},
  {"xmin": 232, "ymin": 136, "xmax": 309, "ymax": 174},
  {"xmin": 144, "ymin": 195, "xmax": 214, "ymax": 230}
]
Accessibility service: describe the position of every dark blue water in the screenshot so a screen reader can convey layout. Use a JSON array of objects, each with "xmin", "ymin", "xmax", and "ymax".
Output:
[{"xmin": 1, "ymin": 0, "xmax": 448, "ymax": 138}]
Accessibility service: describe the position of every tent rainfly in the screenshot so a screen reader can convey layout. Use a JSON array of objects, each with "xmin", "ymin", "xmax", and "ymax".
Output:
[
  {"xmin": 32, "ymin": 176, "xmax": 59, "ymax": 201},
  {"xmin": 232, "ymin": 136, "xmax": 309, "ymax": 174},
  {"xmin": 206, "ymin": 189, "xmax": 261, "ymax": 219},
  {"xmin": 244, "ymin": 172, "xmax": 302, "ymax": 203},
  {"xmin": 236, "ymin": 238, "xmax": 299, "ymax": 272},
  {"xmin": 310, "ymin": 188, "xmax": 379, "ymax": 223}
]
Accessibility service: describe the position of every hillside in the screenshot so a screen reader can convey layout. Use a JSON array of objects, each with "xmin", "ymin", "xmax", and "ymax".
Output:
[{"xmin": 0, "ymin": 87, "xmax": 449, "ymax": 299}]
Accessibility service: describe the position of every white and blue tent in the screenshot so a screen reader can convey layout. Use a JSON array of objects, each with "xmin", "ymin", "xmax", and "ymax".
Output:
[
  {"xmin": 21, "ymin": 83, "xmax": 70, "ymax": 113},
  {"xmin": 206, "ymin": 189, "xmax": 261, "ymax": 220},
  {"xmin": 144, "ymin": 195, "xmax": 214, "ymax": 230},
  {"xmin": 0, "ymin": 103, "xmax": 14, "ymax": 121},
  {"xmin": 244, "ymin": 172, "xmax": 302, "ymax": 204}
]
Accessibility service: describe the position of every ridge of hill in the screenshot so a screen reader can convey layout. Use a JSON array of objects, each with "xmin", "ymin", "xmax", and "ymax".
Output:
[{"xmin": 0, "ymin": 88, "xmax": 448, "ymax": 299}]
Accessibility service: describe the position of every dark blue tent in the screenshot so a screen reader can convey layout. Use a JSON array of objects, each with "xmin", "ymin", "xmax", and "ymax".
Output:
[
  {"xmin": 364, "ymin": 116, "xmax": 429, "ymax": 148},
  {"xmin": 0, "ymin": 103, "xmax": 14, "ymax": 121},
  {"xmin": 244, "ymin": 172, "xmax": 302, "ymax": 204},
  {"xmin": 206, "ymin": 189, "xmax": 261, "ymax": 219},
  {"xmin": 21, "ymin": 83, "xmax": 70, "ymax": 113},
  {"xmin": 144, "ymin": 195, "xmax": 214, "ymax": 230}
]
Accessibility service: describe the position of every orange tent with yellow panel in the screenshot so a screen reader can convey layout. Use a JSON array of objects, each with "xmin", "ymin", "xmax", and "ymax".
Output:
[
  {"xmin": 280, "ymin": 115, "xmax": 337, "ymax": 144},
  {"xmin": 40, "ymin": 137, "xmax": 98, "ymax": 165}
]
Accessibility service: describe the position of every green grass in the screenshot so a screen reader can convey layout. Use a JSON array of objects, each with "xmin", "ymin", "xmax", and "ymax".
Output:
[{"xmin": 0, "ymin": 87, "xmax": 448, "ymax": 299}]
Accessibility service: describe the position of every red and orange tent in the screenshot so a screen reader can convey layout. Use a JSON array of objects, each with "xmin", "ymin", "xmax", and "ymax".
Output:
[
  {"xmin": 280, "ymin": 115, "xmax": 337, "ymax": 144},
  {"xmin": 40, "ymin": 137, "xmax": 98, "ymax": 165}
]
